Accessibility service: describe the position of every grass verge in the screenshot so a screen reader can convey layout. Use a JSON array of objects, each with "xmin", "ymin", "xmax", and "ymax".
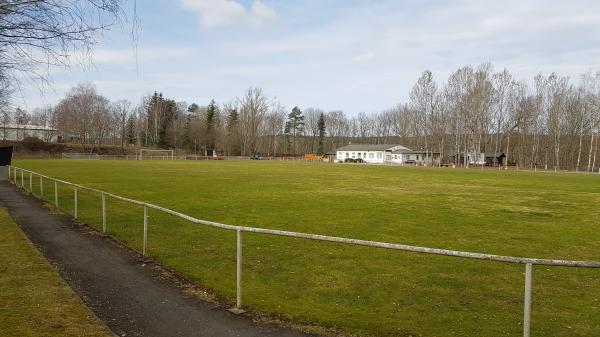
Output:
[{"xmin": 0, "ymin": 207, "xmax": 111, "ymax": 337}]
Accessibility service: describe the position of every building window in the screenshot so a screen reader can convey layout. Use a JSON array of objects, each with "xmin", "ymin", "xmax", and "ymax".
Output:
[
  {"xmin": 357, "ymin": 153, "xmax": 361, "ymax": 158},
  {"xmin": 363, "ymin": 153, "xmax": 367, "ymax": 157},
  {"xmin": 369, "ymin": 153, "xmax": 374, "ymax": 159},
  {"xmin": 386, "ymin": 155, "xmax": 391, "ymax": 160},
  {"xmin": 352, "ymin": 152, "xmax": 356, "ymax": 158},
  {"xmin": 345, "ymin": 152, "xmax": 349, "ymax": 158},
  {"xmin": 416, "ymin": 155, "xmax": 420, "ymax": 160},
  {"xmin": 377, "ymin": 152, "xmax": 382, "ymax": 159}
]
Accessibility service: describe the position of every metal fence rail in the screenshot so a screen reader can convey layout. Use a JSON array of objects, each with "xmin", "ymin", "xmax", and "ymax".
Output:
[{"xmin": 7, "ymin": 165, "xmax": 600, "ymax": 337}]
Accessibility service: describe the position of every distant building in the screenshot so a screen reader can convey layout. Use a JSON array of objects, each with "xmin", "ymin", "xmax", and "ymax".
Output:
[
  {"xmin": 336, "ymin": 144, "xmax": 440, "ymax": 165},
  {"xmin": 391, "ymin": 148, "xmax": 441, "ymax": 165},
  {"xmin": 448, "ymin": 152, "xmax": 506, "ymax": 166},
  {"xmin": 0, "ymin": 124, "xmax": 58, "ymax": 142}
]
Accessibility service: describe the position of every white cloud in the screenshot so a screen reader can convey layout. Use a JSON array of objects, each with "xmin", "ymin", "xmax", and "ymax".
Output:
[
  {"xmin": 180, "ymin": 0, "xmax": 276, "ymax": 28},
  {"xmin": 250, "ymin": 1, "xmax": 276, "ymax": 26}
]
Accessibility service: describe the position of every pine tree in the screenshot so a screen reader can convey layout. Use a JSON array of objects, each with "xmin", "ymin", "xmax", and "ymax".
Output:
[
  {"xmin": 226, "ymin": 107, "xmax": 240, "ymax": 155},
  {"xmin": 317, "ymin": 112, "xmax": 326, "ymax": 155},
  {"xmin": 187, "ymin": 103, "xmax": 200, "ymax": 114},
  {"xmin": 284, "ymin": 106, "xmax": 305, "ymax": 154},
  {"xmin": 125, "ymin": 115, "xmax": 137, "ymax": 146},
  {"xmin": 205, "ymin": 99, "xmax": 218, "ymax": 155}
]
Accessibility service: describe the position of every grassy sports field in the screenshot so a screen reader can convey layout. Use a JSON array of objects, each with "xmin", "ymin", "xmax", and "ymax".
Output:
[{"xmin": 12, "ymin": 159, "xmax": 600, "ymax": 337}]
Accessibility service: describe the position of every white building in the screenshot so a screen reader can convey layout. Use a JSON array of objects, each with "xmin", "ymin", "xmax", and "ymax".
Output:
[
  {"xmin": 390, "ymin": 148, "xmax": 441, "ymax": 165},
  {"xmin": 0, "ymin": 124, "xmax": 58, "ymax": 142},
  {"xmin": 336, "ymin": 144, "xmax": 441, "ymax": 165}
]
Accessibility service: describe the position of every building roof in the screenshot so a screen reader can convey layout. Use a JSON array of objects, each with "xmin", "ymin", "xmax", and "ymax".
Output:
[
  {"xmin": 336, "ymin": 144, "xmax": 409, "ymax": 152},
  {"xmin": 484, "ymin": 152, "xmax": 505, "ymax": 157},
  {"xmin": 392, "ymin": 149, "xmax": 441, "ymax": 155},
  {"xmin": 1, "ymin": 124, "xmax": 57, "ymax": 131}
]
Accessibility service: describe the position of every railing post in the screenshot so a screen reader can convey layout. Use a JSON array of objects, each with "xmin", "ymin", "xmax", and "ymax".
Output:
[
  {"xmin": 236, "ymin": 229, "xmax": 243, "ymax": 309},
  {"xmin": 102, "ymin": 193, "xmax": 106, "ymax": 233},
  {"xmin": 74, "ymin": 187, "xmax": 78, "ymax": 218},
  {"xmin": 143, "ymin": 205, "xmax": 148, "ymax": 257},
  {"xmin": 20, "ymin": 169, "xmax": 24, "ymax": 187},
  {"xmin": 7, "ymin": 165, "xmax": 10, "ymax": 181},
  {"xmin": 523, "ymin": 263, "xmax": 533, "ymax": 337},
  {"xmin": 29, "ymin": 172, "xmax": 32, "ymax": 192},
  {"xmin": 39, "ymin": 175, "xmax": 43, "ymax": 198},
  {"xmin": 54, "ymin": 181, "xmax": 58, "ymax": 207}
]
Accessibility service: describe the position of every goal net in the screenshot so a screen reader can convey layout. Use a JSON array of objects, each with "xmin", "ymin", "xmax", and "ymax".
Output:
[
  {"xmin": 139, "ymin": 149, "xmax": 174, "ymax": 160},
  {"xmin": 62, "ymin": 153, "xmax": 100, "ymax": 160}
]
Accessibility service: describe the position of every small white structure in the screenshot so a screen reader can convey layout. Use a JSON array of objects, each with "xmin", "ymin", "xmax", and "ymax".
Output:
[
  {"xmin": 0, "ymin": 124, "xmax": 58, "ymax": 142},
  {"xmin": 336, "ymin": 144, "xmax": 441, "ymax": 165}
]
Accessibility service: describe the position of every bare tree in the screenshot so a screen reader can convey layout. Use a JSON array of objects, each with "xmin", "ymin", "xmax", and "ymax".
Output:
[
  {"xmin": 0, "ymin": 0, "xmax": 125, "ymax": 89},
  {"xmin": 112, "ymin": 99, "xmax": 131, "ymax": 148},
  {"xmin": 304, "ymin": 107, "xmax": 324, "ymax": 153},
  {"xmin": 410, "ymin": 70, "xmax": 438, "ymax": 163},
  {"xmin": 238, "ymin": 87, "xmax": 269, "ymax": 156}
]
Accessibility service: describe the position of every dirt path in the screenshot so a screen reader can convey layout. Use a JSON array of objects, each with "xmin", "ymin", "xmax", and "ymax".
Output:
[{"xmin": 0, "ymin": 181, "xmax": 315, "ymax": 337}]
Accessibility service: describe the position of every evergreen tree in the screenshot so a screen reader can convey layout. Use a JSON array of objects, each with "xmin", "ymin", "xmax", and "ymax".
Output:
[
  {"xmin": 205, "ymin": 99, "xmax": 218, "ymax": 155},
  {"xmin": 157, "ymin": 99, "xmax": 177, "ymax": 148},
  {"xmin": 182, "ymin": 113, "xmax": 194, "ymax": 150},
  {"xmin": 125, "ymin": 115, "xmax": 137, "ymax": 146},
  {"xmin": 317, "ymin": 112, "xmax": 326, "ymax": 155},
  {"xmin": 146, "ymin": 92, "xmax": 177, "ymax": 148},
  {"xmin": 226, "ymin": 107, "xmax": 240, "ymax": 155},
  {"xmin": 187, "ymin": 103, "xmax": 200, "ymax": 114},
  {"xmin": 284, "ymin": 106, "xmax": 305, "ymax": 154}
]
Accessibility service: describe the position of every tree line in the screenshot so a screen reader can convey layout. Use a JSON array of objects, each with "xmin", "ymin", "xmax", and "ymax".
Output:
[
  {"xmin": 0, "ymin": 2, "xmax": 599, "ymax": 171},
  {"xmin": 3, "ymin": 63, "xmax": 600, "ymax": 171}
]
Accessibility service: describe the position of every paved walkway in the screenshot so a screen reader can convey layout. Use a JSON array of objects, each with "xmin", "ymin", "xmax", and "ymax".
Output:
[{"xmin": 0, "ymin": 181, "xmax": 314, "ymax": 337}]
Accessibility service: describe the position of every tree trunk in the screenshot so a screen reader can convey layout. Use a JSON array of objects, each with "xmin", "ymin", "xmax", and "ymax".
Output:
[
  {"xmin": 576, "ymin": 132, "xmax": 583, "ymax": 172},
  {"xmin": 593, "ymin": 132, "xmax": 598, "ymax": 172},
  {"xmin": 505, "ymin": 132, "xmax": 510, "ymax": 169}
]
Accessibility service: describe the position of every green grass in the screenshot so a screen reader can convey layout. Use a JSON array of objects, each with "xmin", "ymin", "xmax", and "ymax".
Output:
[
  {"xmin": 12, "ymin": 159, "xmax": 600, "ymax": 337},
  {"xmin": 0, "ymin": 207, "xmax": 111, "ymax": 337}
]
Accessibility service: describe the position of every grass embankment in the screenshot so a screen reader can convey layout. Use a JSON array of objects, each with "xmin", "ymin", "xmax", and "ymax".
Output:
[
  {"xmin": 13, "ymin": 159, "xmax": 600, "ymax": 337},
  {"xmin": 0, "ymin": 207, "xmax": 111, "ymax": 337}
]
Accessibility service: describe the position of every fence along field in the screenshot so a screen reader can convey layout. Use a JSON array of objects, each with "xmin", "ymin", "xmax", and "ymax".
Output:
[{"xmin": 9, "ymin": 160, "xmax": 600, "ymax": 337}]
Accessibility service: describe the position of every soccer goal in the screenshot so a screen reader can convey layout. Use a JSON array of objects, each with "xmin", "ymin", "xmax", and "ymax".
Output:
[
  {"xmin": 139, "ymin": 149, "xmax": 174, "ymax": 160},
  {"xmin": 62, "ymin": 153, "xmax": 100, "ymax": 160}
]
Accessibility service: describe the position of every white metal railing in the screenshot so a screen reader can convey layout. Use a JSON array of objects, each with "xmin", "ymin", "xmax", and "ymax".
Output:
[{"xmin": 7, "ymin": 165, "xmax": 600, "ymax": 337}]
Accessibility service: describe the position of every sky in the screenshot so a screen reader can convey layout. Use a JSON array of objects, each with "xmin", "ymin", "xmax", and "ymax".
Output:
[{"xmin": 16, "ymin": 0, "xmax": 600, "ymax": 115}]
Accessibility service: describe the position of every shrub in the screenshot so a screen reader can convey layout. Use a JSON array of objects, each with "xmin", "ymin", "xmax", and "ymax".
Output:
[{"xmin": 21, "ymin": 137, "xmax": 46, "ymax": 151}]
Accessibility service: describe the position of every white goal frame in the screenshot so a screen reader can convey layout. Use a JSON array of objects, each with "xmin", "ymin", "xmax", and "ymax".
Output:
[
  {"xmin": 139, "ymin": 149, "xmax": 174, "ymax": 160},
  {"xmin": 62, "ymin": 153, "xmax": 100, "ymax": 160}
]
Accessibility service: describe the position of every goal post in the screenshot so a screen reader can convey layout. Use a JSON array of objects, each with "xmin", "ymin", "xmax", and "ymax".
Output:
[
  {"xmin": 62, "ymin": 153, "xmax": 100, "ymax": 160},
  {"xmin": 138, "ymin": 149, "xmax": 174, "ymax": 160}
]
